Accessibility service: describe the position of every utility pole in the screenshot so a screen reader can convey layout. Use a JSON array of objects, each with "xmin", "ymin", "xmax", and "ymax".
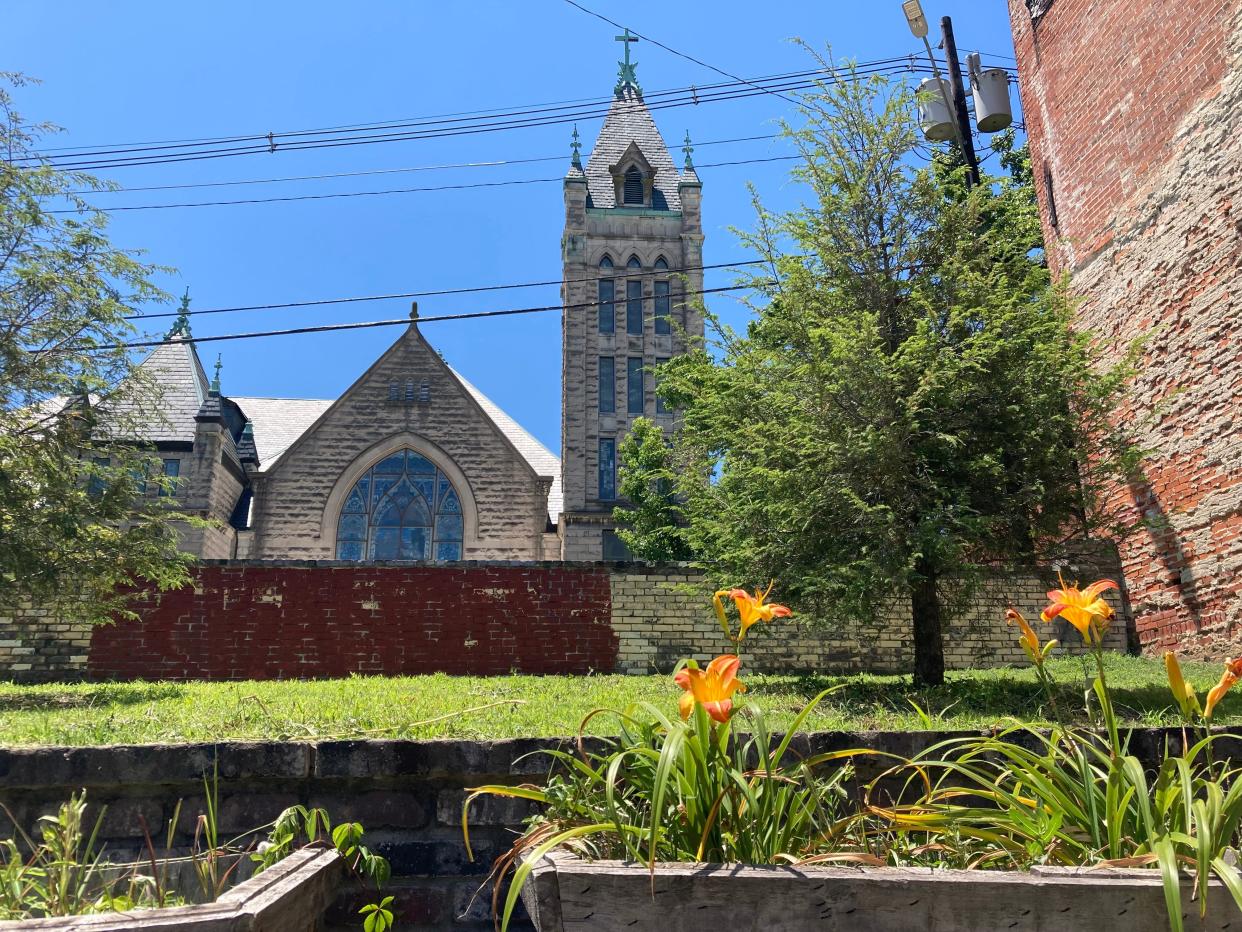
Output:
[{"xmin": 940, "ymin": 16, "xmax": 980, "ymax": 187}]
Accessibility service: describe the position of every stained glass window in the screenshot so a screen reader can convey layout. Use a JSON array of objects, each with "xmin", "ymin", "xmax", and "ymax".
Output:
[{"xmin": 335, "ymin": 450, "xmax": 464, "ymax": 561}]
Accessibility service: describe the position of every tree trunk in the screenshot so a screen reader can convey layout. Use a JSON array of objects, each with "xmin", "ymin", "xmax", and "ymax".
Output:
[{"xmin": 911, "ymin": 557, "xmax": 946, "ymax": 686}]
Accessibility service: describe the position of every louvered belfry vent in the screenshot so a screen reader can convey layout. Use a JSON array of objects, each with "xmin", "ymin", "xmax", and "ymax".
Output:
[{"xmin": 623, "ymin": 166, "xmax": 644, "ymax": 205}]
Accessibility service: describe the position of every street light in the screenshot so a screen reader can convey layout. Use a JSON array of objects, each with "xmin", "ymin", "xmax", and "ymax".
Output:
[{"xmin": 902, "ymin": 0, "xmax": 929, "ymax": 38}]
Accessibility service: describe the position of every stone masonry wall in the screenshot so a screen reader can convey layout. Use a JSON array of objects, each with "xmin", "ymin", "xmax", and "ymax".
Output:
[
  {"xmin": 1008, "ymin": 1, "xmax": 1242, "ymax": 654},
  {"xmin": 609, "ymin": 550, "xmax": 1129, "ymax": 675},
  {"xmin": 1, "ymin": 554, "xmax": 1129, "ymax": 683}
]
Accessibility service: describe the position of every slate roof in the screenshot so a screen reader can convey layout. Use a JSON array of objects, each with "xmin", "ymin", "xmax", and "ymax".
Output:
[
  {"xmin": 230, "ymin": 397, "xmax": 335, "ymax": 470},
  {"xmin": 116, "ymin": 339, "xmax": 209, "ymax": 443},
  {"xmin": 584, "ymin": 88, "xmax": 683, "ymax": 211},
  {"xmin": 231, "ymin": 375, "xmax": 563, "ymax": 524}
]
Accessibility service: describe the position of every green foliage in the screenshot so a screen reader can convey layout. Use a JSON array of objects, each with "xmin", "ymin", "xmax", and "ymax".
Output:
[
  {"xmin": 360, "ymin": 895, "xmax": 395, "ymax": 932},
  {"xmin": 465, "ymin": 687, "xmax": 861, "ymax": 931},
  {"xmin": 613, "ymin": 417, "xmax": 693, "ymax": 561},
  {"xmin": 653, "ymin": 66, "xmax": 1139, "ymax": 682},
  {"xmin": 0, "ymin": 74, "xmax": 194, "ymax": 625},
  {"xmin": 0, "ymin": 793, "xmax": 180, "ymax": 918},
  {"xmin": 875, "ymin": 631, "xmax": 1242, "ymax": 932},
  {"xmin": 254, "ymin": 805, "xmax": 390, "ymax": 890},
  {"xmin": 0, "ymin": 780, "xmax": 391, "ymax": 928}
]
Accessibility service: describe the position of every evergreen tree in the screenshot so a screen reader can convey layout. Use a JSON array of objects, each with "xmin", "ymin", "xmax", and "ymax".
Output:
[
  {"xmin": 0, "ymin": 77, "xmax": 194, "ymax": 623},
  {"xmin": 649, "ymin": 69, "xmax": 1137, "ymax": 685},
  {"xmin": 613, "ymin": 417, "xmax": 693, "ymax": 562}
]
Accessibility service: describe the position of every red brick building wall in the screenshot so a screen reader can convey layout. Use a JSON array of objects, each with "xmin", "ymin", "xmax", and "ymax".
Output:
[
  {"xmin": 89, "ymin": 563, "xmax": 618, "ymax": 679},
  {"xmin": 1008, "ymin": 0, "xmax": 1242, "ymax": 653}
]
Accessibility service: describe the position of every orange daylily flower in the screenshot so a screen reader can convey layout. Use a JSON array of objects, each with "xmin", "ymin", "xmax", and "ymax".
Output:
[
  {"xmin": 1164, "ymin": 652, "xmax": 1201, "ymax": 720},
  {"xmin": 674, "ymin": 654, "xmax": 747, "ymax": 724},
  {"xmin": 713, "ymin": 582, "xmax": 792, "ymax": 641},
  {"xmin": 1040, "ymin": 575, "xmax": 1118, "ymax": 645},
  {"xmin": 1006, "ymin": 608, "xmax": 1057, "ymax": 666},
  {"xmin": 1204, "ymin": 657, "xmax": 1242, "ymax": 721}
]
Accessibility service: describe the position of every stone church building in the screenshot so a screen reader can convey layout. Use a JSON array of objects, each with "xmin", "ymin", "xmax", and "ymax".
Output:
[{"xmin": 134, "ymin": 56, "xmax": 703, "ymax": 564}]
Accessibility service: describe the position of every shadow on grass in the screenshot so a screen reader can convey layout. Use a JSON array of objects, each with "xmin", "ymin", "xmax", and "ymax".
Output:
[
  {"xmin": 753, "ymin": 666, "xmax": 1227, "ymax": 726},
  {"xmin": 0, "ymin": 683, "xmax": 184, "ymax": 712}
]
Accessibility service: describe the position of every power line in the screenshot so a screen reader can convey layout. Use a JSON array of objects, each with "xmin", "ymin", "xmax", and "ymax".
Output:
[
  {"xmin": 51, "ymin": 153, "xmax": 803, "ymax": 214},
  {"xmin": 68, "ymin": 133, "xmax": 782, "ymax": 196},
  {"xmin": 15, "ymin": 66, "xmax": 837, "ymax": 168},
  {"xmin": 104, "ymin": 282, "xmax": 768, "ymax": 351},
  {"xmin": 562, "ymin": 0, "xmax": 799, "ymax": 106},
  {"xmin": 24, "ymin": 60, "xmax": 963, "ymax": 172},
  {"xmin": 125, "ymin": 257, "xmax": 778, "ymax": 322}
]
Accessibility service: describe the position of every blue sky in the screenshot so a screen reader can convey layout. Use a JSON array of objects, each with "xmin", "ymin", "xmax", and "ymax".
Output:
[{"xmin": 7, "ymin": 1, "xmax": 1020, "ymax": 454}]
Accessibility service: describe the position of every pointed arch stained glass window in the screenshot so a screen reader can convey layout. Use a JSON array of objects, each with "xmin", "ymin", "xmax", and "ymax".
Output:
[{"xmin": 335, "ymin": 449, "xmax": 464, "ymax": 561}]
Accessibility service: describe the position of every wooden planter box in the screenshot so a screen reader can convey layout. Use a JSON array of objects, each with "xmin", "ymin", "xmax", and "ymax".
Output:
[
  {"xmin": 521, "ymin": 851, "xmax": 1241, "ymax": 931},
  {"xmin": 0, "ymin": 848, "xmax": 342, "ymax": 931}
]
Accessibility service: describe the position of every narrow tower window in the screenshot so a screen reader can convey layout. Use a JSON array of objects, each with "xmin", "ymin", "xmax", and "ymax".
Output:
[
  {"xmin": 654, "ymin": 280, "xmax": 671, "ymax": 334},
  {"xmin": 598, "ymin": 279, "xmax": 615, "ymax": 334},
  {"xmin": 626, "ymin": 280, "xmax": 643, "ymax": 334},
  {"xmin": 623, "ymin": 166, "xmax": 644, "ymax": 205},
  {"xmin": 598, "ymin": 438, "xmax": 617, "ymax": 500},
  {"xmin": 598, "ymin": 356, "xmax": 615, "ymax": 413},
  {"xmin": 627, "ymin": 357, "xmax": 645, "ymax": 414}
]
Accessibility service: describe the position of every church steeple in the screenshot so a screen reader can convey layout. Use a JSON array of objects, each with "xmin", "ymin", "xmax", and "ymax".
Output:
[{"xmin": 558, "ymin": 42, "xmax": 705, "ymax": 560}]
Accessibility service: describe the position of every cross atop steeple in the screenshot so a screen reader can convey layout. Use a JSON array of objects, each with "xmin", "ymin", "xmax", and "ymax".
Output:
[{"xmin": 614, "ymin": 28, "xmax": 641, "ymax": 96}]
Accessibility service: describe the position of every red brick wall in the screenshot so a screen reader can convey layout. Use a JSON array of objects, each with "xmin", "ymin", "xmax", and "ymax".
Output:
[
  {"xmin": 1011, "ymin": 0, "xmax": 1235, "ymax": 261},
  {"xmin": 1009, "ymin": 1, "xmax": 1242, "ymax": 653},
  {"xmin": 89, "ymin": 564, "xmax": 618, "ymax": 680}
]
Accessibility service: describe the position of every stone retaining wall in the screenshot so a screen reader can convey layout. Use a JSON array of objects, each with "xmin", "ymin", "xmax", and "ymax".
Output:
[
  {"xmin": 0, "ymin": 550, "xmax": 1130, "ymax": 683},
  {"xmin": 0, "ymin": 732, "xmax": 1228, "ymax": 931}
]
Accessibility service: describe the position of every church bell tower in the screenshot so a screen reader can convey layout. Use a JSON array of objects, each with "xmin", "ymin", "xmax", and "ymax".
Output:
[{"xmin": 559, "ymin": 31, "xmax": 704, "ymax": 560}]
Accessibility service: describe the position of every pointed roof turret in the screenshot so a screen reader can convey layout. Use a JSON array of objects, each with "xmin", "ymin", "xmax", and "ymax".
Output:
[{"xmin": 584, "ymin": 88, "xmax": 680, "ymax": 210}]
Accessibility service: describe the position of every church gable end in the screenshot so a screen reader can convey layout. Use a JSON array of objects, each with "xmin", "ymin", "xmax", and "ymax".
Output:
[{"xmin": 249, "ymin": 322, "xmax": 550, "ymax": 561}]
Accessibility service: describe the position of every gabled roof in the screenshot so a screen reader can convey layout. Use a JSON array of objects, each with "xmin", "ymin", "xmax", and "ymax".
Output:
[
  {"xmin": 231, "ymin": 375, "xmax": 562, "ymax": 523},
  {"xmin": 584, "ymin": 87, "xmax": 683, "ymax": 211}
]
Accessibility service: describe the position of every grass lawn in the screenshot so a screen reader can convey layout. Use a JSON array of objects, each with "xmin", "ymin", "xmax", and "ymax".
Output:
[{"xmin": 0, "ymin": 654, "xmax": 1236, "ymax": 747}]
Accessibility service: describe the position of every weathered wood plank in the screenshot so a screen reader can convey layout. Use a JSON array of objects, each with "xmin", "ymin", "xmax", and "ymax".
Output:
[{"xmin": 528, "ymin": 856, "xmax": 1240, "ymax": 932}]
